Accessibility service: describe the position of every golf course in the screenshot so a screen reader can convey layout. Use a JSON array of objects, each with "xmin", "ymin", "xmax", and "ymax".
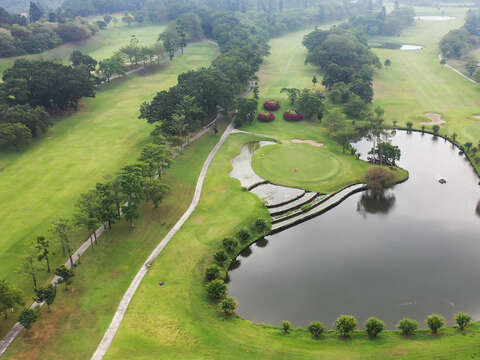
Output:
[{"xmin": 2, "ymin": 2, "xmax": 480, "ymax": 359}]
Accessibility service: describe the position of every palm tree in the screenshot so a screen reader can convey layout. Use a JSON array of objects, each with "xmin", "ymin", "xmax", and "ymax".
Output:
[
  {"xmin": 465, "ymin": 142, "xmax": 473, "ymax": 152},
  {"xmin": 421, "ymin": 125, "xmax": 425, "ymax": 134},
  {"xmin": 406, "ymin": 122, "xmax": 413, "ymax": 132},
  {"xmin": 452, "ymin": 133, "xmax": 458, "ymax": 142},
  {"xmin": 392, "ymin": 120, "xmax": 397, "ymax": 128},
  {"xmin": 432, "ymin": 125, "xmax": 440, "ymax": 135}
]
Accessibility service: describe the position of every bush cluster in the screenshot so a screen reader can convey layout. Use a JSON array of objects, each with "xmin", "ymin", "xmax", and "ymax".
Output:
[
  {"xmin": 283, "ymin": 110, "xmax": 303, "ymax": 121},
  {"xmin": 263, "ymin": 100, "xmax": 280, "ymax": 111},
  {"xmin": 258, "ymin": 112, "xmax": 275, "ymax": 122}
]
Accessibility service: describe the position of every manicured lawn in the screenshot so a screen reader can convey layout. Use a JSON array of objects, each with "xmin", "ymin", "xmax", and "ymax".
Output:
[
  {"xmin": 252, "ymin": 142, "xmax": 370, "ymax": 193},
  {"xmin": 103, "ymin": 131, "xmax": 480, "ymax": 360},
  {"xmin": 0, "ymin": 23, "xmax": 166, "ymax": 75},
  {"xmin": 3, "ymin": 126, "xmax": 225, "ymax": 360},
  {"xmin": 371, "ymin": 7, "xmax": 480, "ymax": 147},
  {"xmin": 0, "ymin": 41, "xmax": 218, "ymax": 337}
]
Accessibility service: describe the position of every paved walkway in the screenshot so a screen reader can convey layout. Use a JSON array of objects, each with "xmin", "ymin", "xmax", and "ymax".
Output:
[
  {"xmin": 90, "ymin": 122, "xmax": 235, "ymax": 360},
  {"xmin": 438, "ymin": 54, "xmax": 479, "ymax": 85}
]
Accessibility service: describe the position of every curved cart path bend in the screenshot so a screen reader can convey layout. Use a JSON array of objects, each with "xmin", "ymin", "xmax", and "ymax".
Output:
[{"xmin": 90, "ymin": 122, "xmax": 235, "ymax": 360}]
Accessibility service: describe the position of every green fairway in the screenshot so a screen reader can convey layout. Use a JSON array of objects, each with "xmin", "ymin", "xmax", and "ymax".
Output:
[
  {"xmin": 252, "ymin": 142, "xmax": 370, "ymax": 193},
  {"xmin": 102, "ymin": 131, "xmax": 480, "ymax": 360},
  {"xmin": 0, "ymin": 41, "xmax": 218, "ymax": 337},
  {"xmin": 371, "ymin": 7, "xmax": 480, "ymax": 147},
  {"xmin": 3, "ymin": 128, "xmax": 224, "ymax": 360},
  {"xmin": 0, "ymin": 23, "xmax": 166, "ymax": 75}
]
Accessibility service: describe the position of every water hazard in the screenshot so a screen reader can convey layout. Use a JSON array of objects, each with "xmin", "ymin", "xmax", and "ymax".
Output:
[{"xmin": 228, "ymin": 131, "xmax": 480, "ymax": 328}]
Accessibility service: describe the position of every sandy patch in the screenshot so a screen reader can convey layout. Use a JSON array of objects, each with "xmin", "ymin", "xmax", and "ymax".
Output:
[
  {"xmin": 419, "ymin": 113, "xmax": 445, "ymax": 126},
  {"xmin": 474, "ymin": 115, "xmax": 480, "ymax": 120},
  {"xmin": 291, "ymin": 139, "xmax": 324, "ymax": 147}
]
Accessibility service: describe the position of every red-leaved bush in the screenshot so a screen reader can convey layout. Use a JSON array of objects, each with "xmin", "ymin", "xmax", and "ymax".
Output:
[
  {"xmin": 258, "ymin": 112, "xmax": 275, "ymax": 122},
  {"xmin": 283, "ymin": 110, "xmax": 303, "ymax": 121},
  {"xmin": 263, "ymin": 100, "xmax": 280, "ymax": 111}
]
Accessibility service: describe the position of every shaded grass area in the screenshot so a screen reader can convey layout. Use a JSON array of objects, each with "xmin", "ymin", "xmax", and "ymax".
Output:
[
  {"xmin": 2, "ymin": 125, "xmax": 223, "ymax": 360},
  {"xmin": 252, "ymin": 142, "xmax": 370, "ymax": 193},
  {"xmin": 0, "ymin": 23, "xmax": 166, "ymax": 75},
  {"xmin": 104, "ymin": 132, "xmax": 480, "ymax": 360},
  {"xmin": 0, "ymin": 41, "xmax": 218, "ymax": 337}
]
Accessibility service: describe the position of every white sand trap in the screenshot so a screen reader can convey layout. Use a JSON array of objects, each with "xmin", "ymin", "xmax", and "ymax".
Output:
[
  {"xmin": 474, "ymin": 115, "xmax": 480, "ymax": 120},
  {"xmin": 291, "ymin": 139, "xmax": 324, "ymax": 147},
  {"xmin": 414, "ymin": 16, "xmax": 455, "ymax": 21},
  {"xmin": 419, "ymin": 113, "xmax": 446, "ymax": 126},
  {"xmin": 400, "ymin": 44, "xmax": 424, "ymax": 51}
]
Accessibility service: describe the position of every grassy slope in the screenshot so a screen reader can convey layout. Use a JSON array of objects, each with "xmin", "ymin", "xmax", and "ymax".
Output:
[
  {"xmin": 372, "ymin": 7, "xmax": 480, "ymax": 146},
  {"xmin": 0, "ymin": 23, "xmax": 166, "ymax": 75},
  {"xmin": 105, "ymin": 131, "xmax": 480, "ymax": 360},
  {"xmin": 3, "ymin": 129, "xmax": 224, "ymax": 360},
  {"xmin": 0, "ymin": 41, "xmax": 218, "ymax": 337}
]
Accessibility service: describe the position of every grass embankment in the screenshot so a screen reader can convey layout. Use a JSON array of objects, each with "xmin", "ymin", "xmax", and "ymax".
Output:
[
  {"xmin": 0, "ymin": 41, "xmax": 218, "ymax": 337},
  {"xmin": 372, "ymin": 7, "xmax": 480, "ymax": 154},
  {"xmin": 102, "ymin": 131, "xmax": 480, "ymax": 360},
  {"xmin": 0, "ymin": 23, "xmax": 166, "ymax": 75}
]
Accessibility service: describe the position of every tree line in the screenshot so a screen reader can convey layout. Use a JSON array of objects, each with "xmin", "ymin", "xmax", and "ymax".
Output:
[
  {"xmin": 350, "ymin": 5, "xmax": 415, "ymax": 36},
  {"xmin": 440, "ymin": 9, "xmax": 480, "ymax": 60}
]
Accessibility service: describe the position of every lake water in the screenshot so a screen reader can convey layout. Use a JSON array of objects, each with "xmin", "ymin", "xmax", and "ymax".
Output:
[
  {"xmin": 414, "ymin": 16, "xmax": 455, "ymax": 21},
  {"xmin": 228, "ymin": 131, "xmax": 480, "ymax": 329},
  {"xmin": 400, "ymin": 44, "xmax": 424, "ymax": 51}
]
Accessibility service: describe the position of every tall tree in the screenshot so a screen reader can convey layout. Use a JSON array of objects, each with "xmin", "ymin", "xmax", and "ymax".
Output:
[
  {"xmin": 75, "ymin": 189, "xmax": 100, "ymax": 246},
  {"xmin": 35, "ymin": 236, "xmax": 51, "ymax": 273},
  {"xmin": 34, "ymin": 284, "xmax": 56, "ymax": 310},
  {"xmin": 29, "ymin": 1, "xmax": 43, "ymax": 23},
  {"xmin": 50, "ymin": 218, "xmax": 75, "ymax": 267},
  {"xmin": 0, "ymin": 280, "xmax": 24, "ymax": 319},
  {"xmin": 176, "ymin": 19, "xmax": 187, "ymax": 54}
]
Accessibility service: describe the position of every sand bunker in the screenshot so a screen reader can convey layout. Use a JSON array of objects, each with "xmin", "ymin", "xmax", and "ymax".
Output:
[
  {"xmin": 400, "ymin": 44, "xmax": 424, "ymax": 51},
  {"xmin": 474, "ymin": 115, "xmax": 480, "ymax": 120},
  {"xmin": 419, "ymin": 113, "xmax": 446, "ymax": 126},
  {"xmin": 291, "ymin": 139, "xmax": 324, "ymax": 147}
]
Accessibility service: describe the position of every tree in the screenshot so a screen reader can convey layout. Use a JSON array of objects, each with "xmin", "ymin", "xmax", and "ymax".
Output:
[
  {"xmin": 18, "ymin": 308, "xmax": 40, "ymax": 330},
  {"xmin": 369, "ymin": 142, "xmax": 401, "ymax": 166},
  {"xmin": 465, "ymin": 142, "xmax": 473, "ymax": 152},
  {"xmin": 70, "ymin": 50, "xmax": 97, "ymax": 72},
  {"xmin": 255, "ymin": 219, "xmax": 268, "ymax": 233},
  {"xmin": 222, "ymin": 238, "xmax": 238, "ymax": 254},
  {"xmin": 75, "ymin": 189, "xmax": 100, "ymax": 246},
  {"xmin": 118, "ymin": 165, "xmax": 144, "ymax": 228},
  {"xmin": 426, "ymin": 314, "xmax": 445, "ymax": 334},
  {"xmin": 160, "ymin": 31, "xmax": 179, "ymax": 61},
  {"xmin": 455, "ymin": 312, "xmax": 471, "ymax": 331},
  {"xmin": 280, "ymin": 88, "xmax": 300, "ymax": 106},
  {"xmin": 237, "ymin": 228, "xmax": 250, "ymax": 242},
  {"xmin": 235, "ymin": 98, "xmax": 258, "ymax": 126},
  {"xmin": 0, "ymin": 280, "xmax": 24, "ymax": 319},
  {"xmin": 307, "ymin": 321, "xmax": 326, "ymax": 338},
  {"xmin": 440, "ymin": 58, "xmax": 447, "ymax": 66},
  {"xmin": 343, "ymin": 95, "xmax": 367, "ymax": 118},
  {"xmin": 365, "ymin": 317, "xmax": 385, "ymax": 338},
  {"xmin": 35, "ymin": 236, "xmax": 51, "ymax": 273},
  {"xmin": 335, "ymin": 315, "xmax": 357, "ymax": 337},
  {"xmin": 50, "ymin": 218, "xmax": 74, "ymax": 267},
  {"xmin": 122, "ymin": 13, "xmax": 134, "ymax": 26},
  {"xmin": 406, "ymin": 122, "xmax": 413, "ymax": 131},
  {"xmin": 95, "ymin": 182, "xmax": 118, "ymax": 230},
  {"xmin": 206, "ymin": 279, "xmax": 227, "ymax": 301},
  {"xmin": 55, "ymin": 265, "xmax": 74, "ymax": 290},
  {"xmin": 0, "ymin": 122, "xmax": 32, "ymax": 150},
  {"xmin": 34, "ymin": 284, "xmax": 56, "ymax": 309},
  {"xmin": 331, "ymin": 124, "xmax": 359, "ymax": 153},
  {"xmin": 312, "ymin": 75, "xmax": 318, "ymax": 86},
  {"xmin": 432, "ymin": 124, "xmax": 440, "ymax": 135},
  {"xmin": 98, "ymin": 54, "xmax": 126, "ymax": 82},
  {"xmin": 120, "ymin": 35, "xmax": 140, "ymax": 65},
  {"xmin": 29, "ymin": 2, "xmax": 43, "ymax": 23},
  {"xmin": 205, "ymin": 265, "xmax": 222, "ymax": 282},
  {"xmin": 452, "ymin": 133, "xmax": 458, "ymax": 142},
  {"xmin": 220, "ymin": 297, "xmax": 237, "ymax": 315},
  {"xmin": 384, "ymin": 59, "xmax": 391, "ymax": 66},
  {"xmin": 282, "ymin": 320, "xmax": 291, "ymax": 333},
  {"xmin": 397, "ymin": 318, "xmax": 418, "ymax": 336},
  {"xmin": 143, "ymin": 178, "xmax": 169, "ymax": 208},
  {"xmin": 364, "ymin": 166, "xmax": 395, "ymax": 195},
  {"xmin": 176, "ymin": 19, "xmax": 187, "ymax": 54},
  {"xmin": 297, "ymin": 89, "xmax": 324, "ymax": 121},
  {"xmin": 103, "ymin": 15, "xmax": 113, "ymax": 24},
  {"xmin": 214, "ymin": 251, "xmax": 228, "ymax": 265},
  {"xmin": 253, "ymin": 85, "xmax": 260, "ymax": 99},
  {"xmin": 21, "ymin": 249, "xmax": 41, "ymax": 290},
  {"xmin": 139, "ymin": 143, "xmax": 173, "ymax": 178}
]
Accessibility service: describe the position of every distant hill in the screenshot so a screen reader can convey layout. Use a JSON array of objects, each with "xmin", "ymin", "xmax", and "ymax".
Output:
[{"xmin": 1, "ymin": 0, "xmax": 62, "ymax": 14}]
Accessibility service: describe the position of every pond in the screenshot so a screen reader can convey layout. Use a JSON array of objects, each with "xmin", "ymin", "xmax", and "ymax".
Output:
[
  {"xmin": 400, "ymin": 44, "xmax": 424, "ymax": 51},
  {"xmin": 414, "ymin": 16, "xmax": 456, "ymax": 21},
  {"xmin": 228, "ymin": 131, "xmax": 480, "ymax": 329}
]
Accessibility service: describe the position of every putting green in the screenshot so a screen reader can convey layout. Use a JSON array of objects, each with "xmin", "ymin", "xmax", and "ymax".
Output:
[{"xmin": 253, "ymin": 143, "xmax": 342, "ymax": 187}]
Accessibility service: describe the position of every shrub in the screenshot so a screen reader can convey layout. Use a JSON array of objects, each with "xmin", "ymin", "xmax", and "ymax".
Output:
[
  {"xmin": 282, "ymin": 320, "xmax": 291, "ymax": 333},
  {"xmin": 426, "ymin": 314, "xmax": 445, "ymax": 334},
  {"xmin": 222, "ymin": 238, "xmax": 238, "ymax": 253},
  {"xmin": 307, "ymin": 321, "xmax": 326, "ymax": 338},
  {"xmin": 365, "ymin": 317, "xmax": 385, "ymax": 338},
  {"xmin": 18, "ymin": 308, "xmax": 40, "ymax": 330},
  {"xmin": 237, "ymin": 228, "xmax": 250, "ymax": 242},
  {"xmin": 220, "ymin": 297, "xmax": 237, "ymax": 315},
  {"xmin": 214, "ymin": 251, "xmax": 228, "ymax": 265},
  {"xmin": 364, "ymin": 166, "xmax": 395, "ymax": 195},
  {"xmin": 258, "ymin": 112, "xmax": 275, "ymax": 122},
  {"xmin": 255, "ymin": 218, "xmax": 268, "ymax": 233},
  {"xmin": 335, "ymin": 315, "xmax": 357, "ymax": 337},
  {"xmin": 263, "ymin": 100, "xmax": 280, "ymax": 111},
  {"xmin": 432, "ymin": 124, "xmax": 440, "ymax": 134},
  {"xmin": 283, "ymin": 110, "xmax": 303, "ymax": 121},
  {"xmin": 455, "ymin": 312, "xmax": 471, "ymax": 331},
  {"xmin": 397, "ymin": 318, "xmax": 418, "ymax": 336},
  {"xmin": 206, "ymin": 279, "xmax": 227, "ymax": 301},
  {"xmin": 205, "ymin": 264, "xmax": 222, "ymax": 281},
  {"xmin": 406, "ymin": 122, "xmax": 413, "ymax": 130}
]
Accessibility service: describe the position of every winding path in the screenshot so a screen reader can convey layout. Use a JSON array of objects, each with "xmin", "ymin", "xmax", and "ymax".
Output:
[{"xmin": 90, "ymin": 122, "xmax": 235, "ymax": 360}]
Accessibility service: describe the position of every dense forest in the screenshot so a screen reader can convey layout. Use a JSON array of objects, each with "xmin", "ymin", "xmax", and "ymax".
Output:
[{"xmin": 350, "ymin": 5, "xmax": 415, "ymax": 36}]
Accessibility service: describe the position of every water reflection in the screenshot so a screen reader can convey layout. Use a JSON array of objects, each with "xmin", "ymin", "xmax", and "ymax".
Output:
[
  {"xmin": 356, "ymin": 191, "xmax": 396, "ymax": 216},
  {"xmin": 229, "ymin": 131, "xmax": 480, "ymax": 328}
]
